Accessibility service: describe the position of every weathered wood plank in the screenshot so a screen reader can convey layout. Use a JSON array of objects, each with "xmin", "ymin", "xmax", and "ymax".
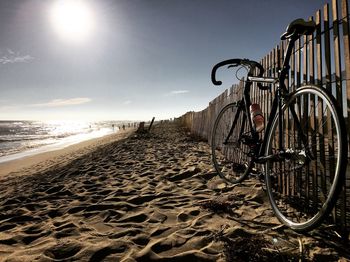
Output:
[
  {"xmin": 340, "ymin": 0, "xmax": 350, "ymax": 237},
  {"xmin": 332, "ymin": 0, "xmax": 343, "ymax": 105}
]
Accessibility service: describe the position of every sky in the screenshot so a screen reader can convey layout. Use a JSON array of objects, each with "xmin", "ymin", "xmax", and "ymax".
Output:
[{"xmin": 0, "ymin": 0, "xmax": 329, "ymax": 121}]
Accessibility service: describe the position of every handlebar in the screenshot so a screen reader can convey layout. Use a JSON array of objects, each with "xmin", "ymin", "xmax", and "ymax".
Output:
[{"xmin": 211, "ymin": 58, "xmax": 266, "ymax": 90}]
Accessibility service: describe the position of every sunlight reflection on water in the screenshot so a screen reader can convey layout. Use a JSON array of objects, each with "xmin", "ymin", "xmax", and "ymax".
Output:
[{"xmin": 0, "ymin": 120, "xmax": 126, "ymax": 163}]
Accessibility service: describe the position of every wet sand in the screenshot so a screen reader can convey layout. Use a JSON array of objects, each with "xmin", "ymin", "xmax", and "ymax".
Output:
[{"xmin": 0, "ymin": 122, "xmax": 348, "ymax": 261}]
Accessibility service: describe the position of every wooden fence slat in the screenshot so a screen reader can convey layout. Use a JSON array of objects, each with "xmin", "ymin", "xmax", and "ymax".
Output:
[
  {"xmin": 324, "ymin": 3, "xmax": 337, "ymax": 208},
  {"xmin": 268, "ymin": 52, "xmax": 271, "ymax": 132},
  {"xmin": 303, "ymin": 32, "xmax": 310, "ymax": 204},
  {"xmin": 264, "ymin": 55, "xmax": 268, "ymax": 128},
  {"xmin": 332, "ymin": 0, "xmax": 343, "ymax": 105},
  {"xmin": 325, "ymin": 3, "xmax": 332, "ymax": 92},
  {"xmin": 309, "ymin": 15, "xmax": 319, "ymax": 210},
  {"xmin": 316, "ymin": 9, "xmax": 328, "ymax": 199},
  {"xmin": 289, "ymin": 40, "xmax": 297, "ymax": 196},
  {"xmin": 316, "ymin": 10, "xmax": 323, "ymax": 88},
  {"xmin": 296, "ymin": 38, "xmax": 303, "ymax": 197},
  {"xmin": 341, "ymin": 0, "xmax": 350, "ymax": 236},
  {"xmin": 342, "ymin": 0, "xmax": 350, "ymax": 145},
  {"xmin": 332, "ymin": 0, "xmax": 343, "ymax": 228}
]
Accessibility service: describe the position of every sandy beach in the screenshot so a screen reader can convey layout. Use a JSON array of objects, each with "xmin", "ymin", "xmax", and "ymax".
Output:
[{"xmin": 0, "ymin": 122, "xmax": 349, "ymax": 261}]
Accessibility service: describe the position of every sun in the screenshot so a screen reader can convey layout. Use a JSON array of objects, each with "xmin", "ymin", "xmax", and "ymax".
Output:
[{"xmin": 49, "ymin": 0, "xmax": 95, "ymax": 44}]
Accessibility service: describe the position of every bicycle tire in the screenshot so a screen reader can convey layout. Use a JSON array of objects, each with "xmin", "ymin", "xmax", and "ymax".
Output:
[
  {"xmin": 265, "ymin": 85, "xmax": 347, "ymax": 232},
  {"xmin": 211, "ymin": 102, "xmax": 253, "ymax": 184}
]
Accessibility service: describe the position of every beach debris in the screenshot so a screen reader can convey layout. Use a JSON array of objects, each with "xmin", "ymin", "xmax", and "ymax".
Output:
[
  {"xmin": 148, "ymin": 117, "xmax": 155, "ymax": 131},
  {"xmin": 298, "ymin": 237, "xmax": 304, "ymax": 261},
  {"xmin": 136, "ymin": 117, "xmax": 156, "ymax": 134},
  {"xmin": 206, "ymin": 177, "xmax": 227, "ymax": 191},
  {"xmin": 213, "ymin": 227, "xmax": 303, "ymax": 262},
  {"xmin": 136, "ymin": 122, "xmax": 146, "ymax": 133},
  {"xmin": 199, "ymin": 196, "xmax": 239, "ymax": 215}
]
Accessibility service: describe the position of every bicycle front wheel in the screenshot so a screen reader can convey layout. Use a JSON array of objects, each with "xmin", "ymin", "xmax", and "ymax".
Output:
[
  {"xmin": 211, "ymin": 102, "xmax": 253, "ymax": 184},
  {"xmin": 265, "ymin": 85, "xmax": 347, "ymax": 232}
]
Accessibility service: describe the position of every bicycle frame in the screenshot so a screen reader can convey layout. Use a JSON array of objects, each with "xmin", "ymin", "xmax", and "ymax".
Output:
[{"xmin": 243, "ymin": 35, "xmax": 308, "ymax": 163}]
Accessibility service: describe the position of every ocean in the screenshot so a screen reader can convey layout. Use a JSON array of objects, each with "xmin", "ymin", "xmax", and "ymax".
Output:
[{"xmin": 0, "ymin": 120, "xmax": 130, "ymax": 163}]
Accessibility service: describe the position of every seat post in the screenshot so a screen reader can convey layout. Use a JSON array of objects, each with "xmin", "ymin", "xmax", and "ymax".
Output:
[{"xmin": 280, "ymin": 36, "xmax": 298, "ymax": 82}]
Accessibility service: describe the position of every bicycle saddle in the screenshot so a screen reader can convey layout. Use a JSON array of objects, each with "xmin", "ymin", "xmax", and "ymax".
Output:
[{"xmin": 281, "ymin": 18, "xmax": 316, "ymax": 40}]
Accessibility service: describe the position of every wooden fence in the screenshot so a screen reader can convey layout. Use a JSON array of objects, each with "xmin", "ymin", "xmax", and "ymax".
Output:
[{"xmin": 177, "ymin": 0, "xmax": 350, "ymax": 238}]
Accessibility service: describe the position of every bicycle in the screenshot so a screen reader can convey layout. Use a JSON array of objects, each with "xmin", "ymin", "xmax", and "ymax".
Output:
[{"xmin": 210, "ymin": 18, "xmax": 348, "ymax": 232}]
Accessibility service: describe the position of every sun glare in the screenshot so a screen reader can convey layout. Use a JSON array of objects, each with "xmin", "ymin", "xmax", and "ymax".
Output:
[{"xmin": 49, "ymin": 0, "xmax": 95, "ymax": 43}]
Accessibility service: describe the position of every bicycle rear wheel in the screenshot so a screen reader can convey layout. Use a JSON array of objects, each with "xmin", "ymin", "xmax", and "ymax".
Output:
[
  {"xmin": 211, "ymin": 102, "xmax": 253, "ymax": 183},
  {"xmin": 265, "ymin": 85, "xmax": 347, "ymax": 231}
]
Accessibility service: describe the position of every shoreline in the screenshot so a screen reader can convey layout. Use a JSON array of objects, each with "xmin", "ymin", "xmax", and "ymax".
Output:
[
  {"xmin": 0, "ymin": 128, "xmax": 135, "ymax": 178},
  {"xmin": 0, "ymin": 129, "xmax": 116, "ymax": 164}
]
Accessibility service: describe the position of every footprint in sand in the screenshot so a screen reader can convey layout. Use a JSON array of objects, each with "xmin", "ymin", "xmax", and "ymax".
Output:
[
  {"xmin": 0, "ymin": 223, "xmax": 16, "ymax": 232},
  {"xmin": 132, "ymin": 234, "xmax": 150, "ymax": 246},
  {"xmin": 7, "ymin": 214, "xmax": 40, "ymax": 224},
  {"xmin": 150, "ymin": 226, "xmax": 172, "ymax": 238},
  {"xmin": 67, "ymin": 205, "xmax": 87, "ymax": 215},
  {"xmin": 22, "ymin": 230, "xmax": 51, "ymax": 245},
  {"xmin": 0, "ymin": 237, "xmax": 18, "ymax": 245},
  {"xmin": 100, "ymin": 210, "xmax": 123, "ymax": 223},
  {"xmin": 54, "ymin": 222, "xmax": 80, "ymax": 239},
  {"xmin": 177, "ymin": 209, "xmax": 201, "ymax": 222},
  {"xmin": 23, "ymin": 224, "xmax": 44, "ymax": 234},
  {"xmin": 45, "ymin": 185, "xmax": 65, "ymax": 194},
  {"xmin": 89, "ymin": 242, "xmax": 127, "ymax": 261},
  {"xmin": 118, "ymin": 213, "xmax": 148, "ymax": 223},
  {"xmin": 128, "ymin": 195, "xmax": 157, "ymax": 205},
  {"xmin": 148, "ymin": 211, "xmax": 167, "ymax": 223},
  {"xmin": 43, "ymin": 241, "xmax": 82, "ymax": 260}
]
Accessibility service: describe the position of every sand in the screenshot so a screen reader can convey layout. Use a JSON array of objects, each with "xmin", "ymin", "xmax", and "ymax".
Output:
[{"xmin": 0, "ymin": 122, "xmax": 349, "ymax": 261}]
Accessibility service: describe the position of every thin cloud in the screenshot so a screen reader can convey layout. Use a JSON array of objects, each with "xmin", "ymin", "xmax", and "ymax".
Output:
[
  {"xmin": 123, "ymin": 100, "xmax": 131, "ymax": 105},
  {"xmin": 0, "ymin": 49, "xmax": 34, "ymax": 64},
  {"xmin": 0, "ymin": 105, "xmax": 17, "ymax": 111},
  {"xmin": 165, "ymin": 90, "xmax": 190, "ymax": 96},
  {"xmin": 7, "ymin": 49, "xmax": 15, "ymax": 55},
  {"xmin": 171, "ymin": 90, "xmax": 189, "ymax": 95},
  {"xmin": 31, "ymin": 98, "xmax": 92, "ymax": 107}
]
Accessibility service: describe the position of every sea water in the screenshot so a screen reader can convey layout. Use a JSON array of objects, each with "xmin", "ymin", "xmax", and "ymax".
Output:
[{"xmin": 0, "ymin": 120, "xmax": 128, "ymax": 163}]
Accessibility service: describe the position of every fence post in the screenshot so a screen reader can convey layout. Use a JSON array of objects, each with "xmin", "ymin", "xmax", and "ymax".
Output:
[{"xmin": 341, "ymin": 0, "xmax": 350, "ymax": 239}]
